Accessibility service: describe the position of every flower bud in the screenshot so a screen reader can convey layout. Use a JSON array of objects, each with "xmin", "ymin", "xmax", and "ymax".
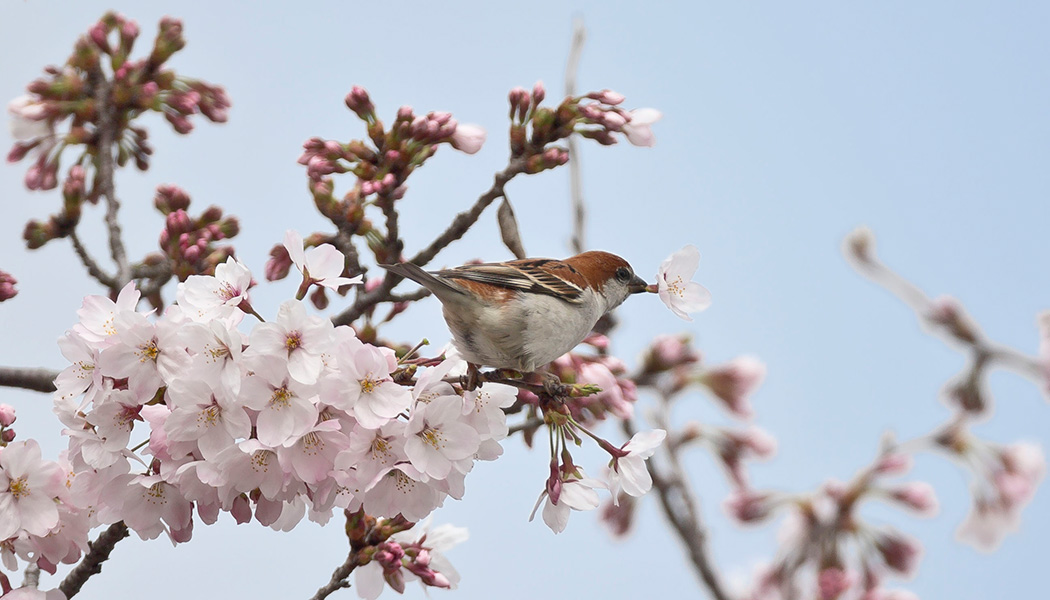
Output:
[
  {"xmin": 345, "ymin": 85, "xmax": 375, "ymax": 120},
  {"xmin": 0, "ymin": 272, "xmax": 17, "ymax": 302},
  {"xmin": 844, "ymin": 225, "xmax": 876, "ymax": 263},
  {"xmin": 700, "ymin": 355, "xmax": 766, "ymax": 419},
  {"xmin": 531, "ymin": 80, "xmax": 546, "ymax": 106},
  {"xmin": 889, "ymin": 481, "xmax": 938, "ymax": 516},
  {"xmin": 0, "ymin": 404, "xmax": 16, "ymax": 427}
]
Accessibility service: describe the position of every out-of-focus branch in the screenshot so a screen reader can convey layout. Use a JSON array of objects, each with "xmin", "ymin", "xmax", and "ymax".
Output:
[
  {"xmin": 624, "ymin": 413, "xmax": 731, "ymax": 600},
  {"xmin": 332, "ymin": 157, "xmax": 527, "ymax": 326},
  {"xmin": 310, "ymin": 552, "xmax": 358, "ymax": 600},
  {"xmin": 565, "ymin": 18, "xmax": 587, "ymax": 255},
  {"xmin": 59, "ymin": 521, "xmax": 129, "ymax": 599},
  {"xmin": 0, "ymin": 366, "xmax": 59, "ymax": 393},
  {"xmin": 845, "ymin": 228, "xmax": 1046, "ymax": 410}
]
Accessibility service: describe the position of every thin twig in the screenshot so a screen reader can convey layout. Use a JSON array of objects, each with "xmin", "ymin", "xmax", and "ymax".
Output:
[
  {"xmin": 565, "ymin": 18, "xmax": 587, "ymax": 254},
  {"xmin": 310, "ymin": 552, "xmax": 358, "ymax": 600},
  {"xmin": 69, "ymin": 230, "xmax": 117, "ymax": 289},
  {"xmin": 59, "ymin": 521, "xmax": 129, "ymax": 598},
  {"xmin": 92, "ymin": 76, "xmax": 131, "ymax": 291},
  {"xmin": 0, "ymin": 366, "xmax": 59, "ymax": 393},
  {"xmin": 331, "ymin": 157, "xmax": 527, "ymax": 326}
]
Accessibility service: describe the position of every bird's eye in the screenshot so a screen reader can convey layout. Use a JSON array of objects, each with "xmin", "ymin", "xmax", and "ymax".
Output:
[{"xmin": 615, "ymin": 267, "xmax": 631, "ymax": 283}]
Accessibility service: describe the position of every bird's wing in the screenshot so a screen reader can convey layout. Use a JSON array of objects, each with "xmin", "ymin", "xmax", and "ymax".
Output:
[{"xmin": 438, "ymin": 259, "xmax": 586, "ymax": 303}]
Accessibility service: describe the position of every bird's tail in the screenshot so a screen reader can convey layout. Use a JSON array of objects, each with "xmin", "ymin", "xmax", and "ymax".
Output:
[{"xmin": 379, "ymin": 262, "xmax": 463, "ymax": 297}]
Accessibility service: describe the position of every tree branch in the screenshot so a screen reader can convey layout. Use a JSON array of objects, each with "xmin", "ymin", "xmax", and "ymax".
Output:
[
  {"xmin": 624, "ymin": 415, "xmax": 731, "ymax": 600},
  {"xmin": 0, "ymin": 366, "xmax": 59, "ymax": 393},
  {"xmin": 331, "ymin": 157, "xmax": 527, "ymax": 326},
  {"xmin": 92, "ymin": 76, "xmax": 131, "ymax": 291},
  {"xmin": 59, "ymin": 521, "xmax": 129, "ymax": 599},
  {"xmin": 310, "ymin": 552, "xmax": 358, "ymax": 600},
  {"xmin": 69, "ymin": 230, "xmax": 117, "ymax": 289}
]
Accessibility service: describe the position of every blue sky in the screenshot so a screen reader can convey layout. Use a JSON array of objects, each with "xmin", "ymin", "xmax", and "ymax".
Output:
[{"xmin": 1, "ymin": 2, "xmax": 1047, "ymax": 599}]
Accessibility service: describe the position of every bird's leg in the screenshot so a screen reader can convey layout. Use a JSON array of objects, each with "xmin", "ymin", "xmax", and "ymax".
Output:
[
  {"xmin": 464, "ymin": 362, "xmax": 481, "ymax": 392},
  {"xmin": 541, "ymin": 371, "xmax": 570, "ymax": 398}
]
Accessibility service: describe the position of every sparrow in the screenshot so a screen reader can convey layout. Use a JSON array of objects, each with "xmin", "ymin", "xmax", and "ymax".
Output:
[{"xmin": 381, "ymin": 251, "xmax": 649, "ymax": 375}]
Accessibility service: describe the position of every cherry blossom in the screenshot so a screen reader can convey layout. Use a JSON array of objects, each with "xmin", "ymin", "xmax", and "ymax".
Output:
[
  {"xmin": 622, "ymin": 107, "xmax": 661, "ymax": 147},
  {"xmin": 283, "ymin": 229, "xmax": 363, "ymax": 292},
  {"xmin": 0, "ymin": 440, "xmax": 64, "ymax": 540},
  {"xmin": 656, "ymin": 245, "xmax": 712, "ymax": 321},
  {"xmin": 244, "ymin": 299, "xmax": 333, "ymax": 386},
  {"xmin": 72, "ymin": 282, "xmax": 141, "ymax": 347},
  {"xmin": 605, "ymin": 429, "xmax": 666, "ymax": 501},
  {"xmin": 404, "ymin": 395, "xmax": 480, "ymax": 480},
  {"xmin": 321, "ymin": 342, "xmax": 411, "ymax": 429},
  {"xmin": 532, "ymin": 469, "xmax": 606, "ymax": 534},
  {"xmin": 176, "ymin": 256, "xmax": 253, "ymax": 323},
  {"xmin": 449, "ymin": 123, "xmax": 486, "ymax": 154}
]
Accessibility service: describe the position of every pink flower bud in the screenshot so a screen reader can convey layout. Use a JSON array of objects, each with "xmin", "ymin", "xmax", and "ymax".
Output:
[
  {"xmin": 818, "ymin": 567, "xmax": 855, "ymax": 600},
  {"xmin": 723, "ymin": 489, "xmax": 777, "ymax": 524},
  {"xmin": 2, "ymin": 429, "xmax": 15, "ymax": 443},
  {"xmin": 532, "ymin": 80, "xmax": 546, "ymax": 105},
  {"xmin": 600, "ymin": 493, "xmax": 636, "ymax": 537},
  {"xmin": 875, "ymin": 452, "xmax": 913, "ymax": 474},
  {"xmin": 0, "ymin": 404, "xmax": 16, "ymax": 427},
  {"xmin": 875, "ymin": 531, "xmax": 922, "ymax": 576},
  {"xmin": 591, "ymin": 89, "xmax": 625, "ymax": 105},
  {"xmin": 89, "ymin": 23, "xmax": 110, "ymax": 49},
  {"xmin": 0, "ymin": 272, "xmax": 17, "ymax": 302},
  {"xmin": 344, "ymin": 85, "xmax": 374, "ymax": 119},
  {"xmin": 889, "ymin": 481, "xmax": 939, "ymax": 516},
  {"xmin": 601, "ymin": 110, "xmax": 627, "ymax": 131},
  {"xmin": 701, "ymin": 355, "xmax": 766, "ymax": 419}
]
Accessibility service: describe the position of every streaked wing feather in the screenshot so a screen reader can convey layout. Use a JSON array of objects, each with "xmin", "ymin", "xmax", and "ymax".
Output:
[{"xmin": 438, "ymin": 259, "xmax": 585, "ymax": 303}]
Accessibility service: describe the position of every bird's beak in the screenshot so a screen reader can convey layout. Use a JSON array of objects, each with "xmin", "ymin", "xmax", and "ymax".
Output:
[{"xmin": 628, "ymin": 276, "xmax": 649, "ymax": 294}]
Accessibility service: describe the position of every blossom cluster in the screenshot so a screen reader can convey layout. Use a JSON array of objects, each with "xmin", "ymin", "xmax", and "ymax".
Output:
[
  {"xmin": 7, "ymin": 12, "xmax": 229, "ymax": 251},
  {"xmin": 0, "ymin": 239, "xmax": 681, "ymax": 596},
  {"xmin": 506, "ymin": 82, "xmax": 663, "ymax": 173}
]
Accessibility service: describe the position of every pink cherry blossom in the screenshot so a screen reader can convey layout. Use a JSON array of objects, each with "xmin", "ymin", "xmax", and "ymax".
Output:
[
  {"xmin": 362, "ymin": 464, "xmax": 443, "ymax": 521},
  {"xmin": 164, "ymin": 379, "xmax": 251, "ymax": 460},
  {"xmin": 73, "ymin": 282, "xmax": 140, "ymax": 348},
  {"xmin": 622, "ymin": 107, "xmax": 661, "ymax": 147},
  {"xmin": 404, "ymin": 395, "xmax": 480, "ymax": 480},
  {"xmin": 53, "ymin": 332, "xmax": 103, "ymax": 406},
  {"xmin": 335, "ymin": 421, "xmax": 408, "ymax": 489},
  {"xmin": 606, "ymin": 429, "xmax": 665, "ymax": 501},
  {"xmin": 322, "ymin": 343, "xmax": 411, "ymax": 429},
  {"xmin": 176, "ymin": 256, "xmax": 253, "ymax": 323},
  {"xmin": 7, "ymin": 95, "xmax": 51, "ymax": 142},
  {"xmin": 238, "ymin": 370, "xmax": 319, "ymax": 448},
  {"xmin": 531, "ymin": 470, "xmax": 605, "ymax": 534},
  {"xmin": 449, "ymin": 123, "xmax": 486, "ymax": 154},
  {"xmin": 657, "ymin": 245, "xmax": 712, "ymax": 321},
  {"xmin": 278, "ymin": 421, "xmax": 348, "ymax": 484},
  {"xmin": 283, "ymin": 230, "xmax": 363, "ymax": 292},
  {"xmin": 0, "ymin": 440, "xmax": 64, "ymax": 540},
  {"xmin": 245, "ymin": 299, "xmax": 333, "ymax": 386}
]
